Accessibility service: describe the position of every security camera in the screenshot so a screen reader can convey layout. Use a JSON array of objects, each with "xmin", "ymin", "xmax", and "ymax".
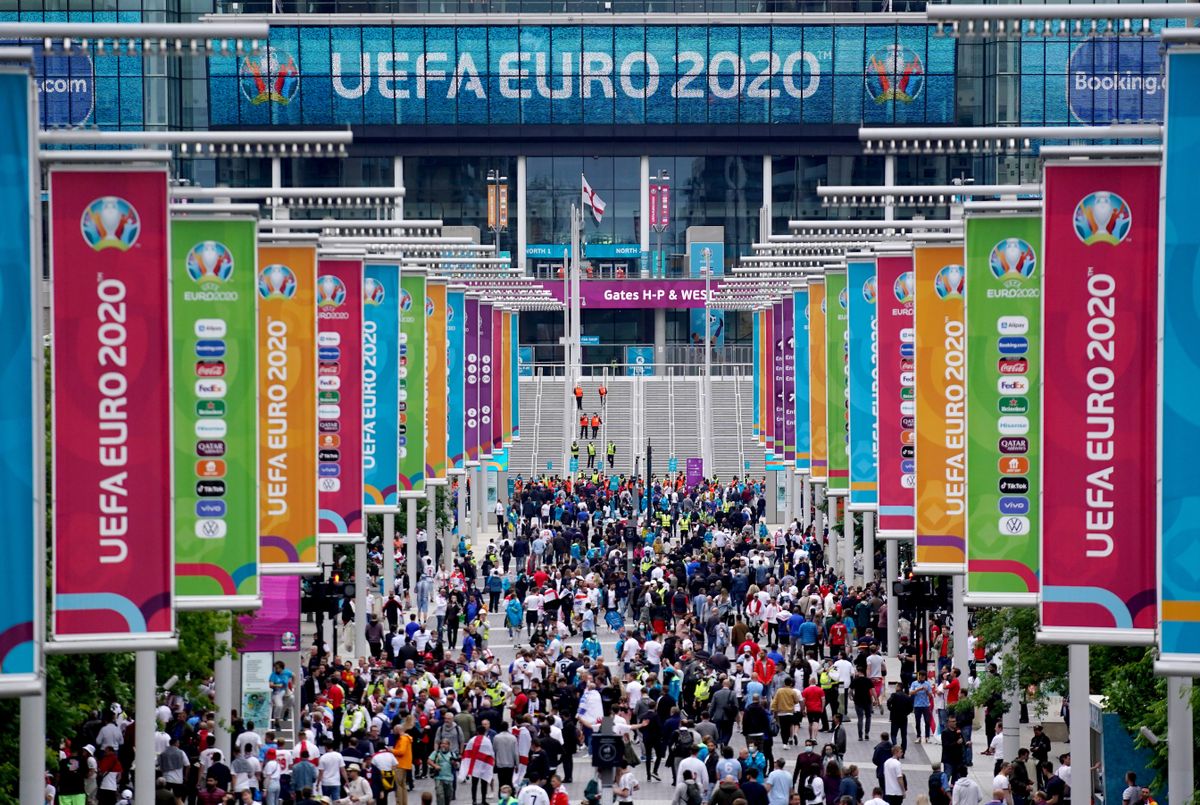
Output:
[{"xmin": 1139, "ymin": 726, "xmax": 1160, "ymax": 746}]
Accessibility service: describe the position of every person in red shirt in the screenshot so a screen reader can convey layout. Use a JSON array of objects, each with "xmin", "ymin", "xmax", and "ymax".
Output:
[
  {"xmin": 738, "ymin": 639, "xmax": 761, "ymax": 660},
  {"xmin": 828, "ymin": 621, "xmax": 847, "ymax": 656},
  {"xmin": 801, "ymin": 681, "xmax": 825, "ymax": 741},
  {"xmin": 946, "ymin": 669, "xmax": 961, "ymax": 707},
  {"xmin": 511, "ymin": 683, "xmax": 530, "ymax": 721},
  {"xmin": 754, "ymin": 655, "xmax": 776, "ymax": 686},
  {"xmin": 533, "ymin": 569, "xmax": 549, "ymax": 588}
]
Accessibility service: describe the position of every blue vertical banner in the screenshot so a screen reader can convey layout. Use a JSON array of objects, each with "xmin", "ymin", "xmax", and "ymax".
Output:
[
  {"xmin": 1159, "ymin": 48, "xmax": 1200, "ymax": 672},
  {"xmin": 447, "ymin": 287, "xmax": 466, "ymax": 470},
  {"xmin": 363, "ymin": 262, "xmax": 400, "ymax": 512},
  {"xmin": 0, "ymin": 66, "xmax": 41, "ymax": 693},
  {"xmin": 625, "ymin": 345, "xmax": 655, "ymax": 376},
  {"xmin": 848, "ymin": 258, "xmax": 879, "ymax": 510},
  {"xmin": 752, "ymin": 309, "xmax": 760, "ymax": 437},
  {"xmin": 689, "ymin": 241, "xmax": 725, "ymax": 348},
  {"xmin": 793, "ymin": 286, "xmax": 811, "ymax": 473},
  {"xmin": 517, "ymin": 345, "xmax": 534, "ymax": 377}
]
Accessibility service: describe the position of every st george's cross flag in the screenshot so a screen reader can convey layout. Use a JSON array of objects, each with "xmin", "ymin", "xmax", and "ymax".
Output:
[
  {"xmin": 514, "ymin": 724, "xmax": 532, "ymax": 783},
  {"xmin": 459, "ymin": 734, "xmax": 496, "ymax": 782},
  {"xmin": 582, "ymin": 174, "xmax": 606, "ymax": 224}
]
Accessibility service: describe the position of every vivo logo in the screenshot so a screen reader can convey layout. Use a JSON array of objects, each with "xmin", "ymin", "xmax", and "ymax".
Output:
[{"xmin": 998, "ymin": 496, "xmax": 1030, "ymax": 515}]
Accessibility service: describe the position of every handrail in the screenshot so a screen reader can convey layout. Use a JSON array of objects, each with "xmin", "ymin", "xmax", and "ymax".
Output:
[
  {"xmin": 734, "ymin": 373, "xmax": 746, "ymax": 476},
  {"xmin": 667, "ymin": 367, "xmax": 677, "ymax": 463},
  {"xmin": 531, "ymin": 370, "xmax": 543, "ymax": 476}
]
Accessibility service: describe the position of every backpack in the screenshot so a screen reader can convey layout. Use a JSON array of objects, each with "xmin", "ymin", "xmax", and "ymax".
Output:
[
  {"xmin": 685, "ymin": 782, "xmax": 702, "ymax": 805},
  {"xmin": 675, "ymin": 729, "xmax": 695, "ymax": 753},
  {"xmin": 802, "ymin": 775, "xmax": 818, "ymax": 804},
  {"xmin": 380, "ymin": 768, "xmax": 396, "ymax": 791}
]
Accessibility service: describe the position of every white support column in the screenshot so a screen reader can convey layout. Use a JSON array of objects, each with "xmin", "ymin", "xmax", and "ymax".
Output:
[
  {"xmin": 883, "ymin": 156, "xmax": 896, "ymax": 223},
  {"xmin": 517, "ymin": 156, "xmax": 527, "ymax": 271},
  {"xmin": 844, "ymin": 509, "xmax": 856, "ymax": 586},
  {"xmin": 782, "ymin": 472, "xmax": 793, "ymax": 528},
  {"xmin": 762, "ymin": 155, "xmax": 773, "ymax": 237},
  {"xmin": 354, "ymin": 541, "xmax": 369, "ymax": 660},
  {"xmin": 215, "ymin": 625, "xmax": 233, "ymax": 758},
  {"xmin": 640, "ymin": 156, "xmax": 651, "ymax": 278},
  {"xmin": 1167, "ymin": 676, "xmax": 1194, "ymax": 801},
  {"xmin": 393, "ymin": 155, "xmax": 405, "ymax": 220},
  {"xmin": 826, "ymin": 494, "xmax": 838, "ymax": 571},
  {"xmin": 134, "ymin": 651, "xmax": 156, "ymax": 805},
  {"xmin": 886, "ymin": 540, "xmax": 899, "ymax": 658},
  {"xmin": 455, "ymin": 476, "xmax": 467, "ymax": 571},
  {"xmin": 475, "ymin": 464, "xmax": 487, "ymax": 543},
  {"xmin": 863, "ymin": 511, "xmax": 875, "ymax": 583},
  {"xmin": 406, "ymin": 497, "xmax": 418, "ymax": 602},
  {"xmin": 1003, "ymin": 637, "xmax": 1022, "ymax": 762},
  {"xmin": 427, "ymin": 485, "xmax": 438, "ymax": 573},
  {"xmin": 320, "ymin": 542, "xmax": 335, "ymax": 652},
  {"xmin": 383, "ymin": 514, "xmax": 396, "ymax": 600},
  {"xmin": 1068, "ymin": 645, "xmax": 1091, "ymax": 805},
  {"xmin": 814, "ymin": 485, "xmax": 826, "ymax": 568},
  {"xmin": 802, "ymin": 475, "xmax": 812, "ymax": 531},
  {"xmin": 952, "ymin": 575, "xmax": 969, "ymax": 673},
  {"xmin": 21, "ymin": 694, "xmax": 44, "ymax": 805}
]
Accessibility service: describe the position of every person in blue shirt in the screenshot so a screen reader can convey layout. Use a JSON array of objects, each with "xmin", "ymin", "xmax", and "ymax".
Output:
[
  {"xmin": 909, "ymin": 673, "xmax": 934, "ymax": 743},
  {"xmin": 787, "ymin": 612, "xmax": 808, "ymax": 660},
  {"xmin": 269, "ymin": 661, "xmax": 294, "ymax": 725},
  {"xmin": 462, "ymin": 630, "xmax": 476, "ymax": 661},
  {"xmin": 581, "ymin": 634, "xmax": 602, "ymax": 659},
  {"xmin": 505, "ymin": 596, "xmax": 524, "ymax": 640},
  {"xmin": 798, "ymin": 617, "xmax": 819, "ymax": 656}
]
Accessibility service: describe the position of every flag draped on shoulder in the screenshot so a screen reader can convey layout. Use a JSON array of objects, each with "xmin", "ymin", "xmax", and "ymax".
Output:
[
  {"xmin": 582, "ymin": 174, "xmax": 606, "ymax": 224},
  {"xmin": 459, "ymin": 734, "xmax": 496, "ymax": 782}
]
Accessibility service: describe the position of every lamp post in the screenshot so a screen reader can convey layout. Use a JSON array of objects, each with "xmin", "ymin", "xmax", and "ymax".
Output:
[
  {"xmin": 702, "ymin": 251, "xmax": 713, "ymax": 475},
  {"xmin": 486, "ymin": 169, "xmax": 508, "ymax": 253},
  {"xmin": 649, "ymin": 170, "xmax": 670, "ymax": 277}
]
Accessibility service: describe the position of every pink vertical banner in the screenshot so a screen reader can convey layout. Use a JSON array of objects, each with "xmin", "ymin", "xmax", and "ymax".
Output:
[
  {"xmin": 317, "ymin": 258, "xmax": 364, "ymax": 543},
  {"xmin": 464, "ymin": 295, "xmax": 481, "ymax": 464},
  {"xmin": 50, "ymin": 167, "xmax": 175, "ymax": 648},
  {"xmin": 649, "ymin": 185, "xmax": 659, "ymax": 228},
  {"xmin": 491, "ymin": 306, "xmax": 504, "ymax": 454},
  {"xmin": 239, "ymin": 575, "xmax": 300, "ymax": 652},
  {"xmin": 1039, "ymin": 162, "xmax": 1159, "ymax": 641},
  {"xmin": 773, "ymin": 302, "xmax": 785, "ymax": 453},
  {"xmin": 764, "ymin": 306, "xmax": 775, "ymax": 454},
  {"xmin": 877, "ymin": 255, "xmax": 916, "ymax": 538}
]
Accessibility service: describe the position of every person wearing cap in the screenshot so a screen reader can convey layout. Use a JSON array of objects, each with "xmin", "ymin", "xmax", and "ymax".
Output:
[{"xmin": 338, "ymin": 762, "xmax": 374, "ymax": 804}]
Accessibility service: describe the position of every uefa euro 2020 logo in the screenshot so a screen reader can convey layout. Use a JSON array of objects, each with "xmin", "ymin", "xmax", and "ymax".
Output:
[
  {"xmin": 838, "ymin": 287, "xmax": 849, "ymax": 310},
  {"xmin": 364, "ymin": 276, "xmax": 386, "ymax": 306},
  {"xmin": 989, "ymin": 238, "xmax": 1037, "ymax": 286},
  {"xmin": 894, "ymin": 271, "xmax": 915, "ymax": 304},
  {"xmin": 317, "ymin": 274, "xmax": 347, "ymax": 308},
  {"xmin": 934, "ymin": 264, "xmax": 965, "ymax": 300},
  {"xmin": 186, "ymin": 241, "xmax": 234, "ymax": 285},
  {"xmin": 865, "ymin": 45, "xmax": 925, "ymax": 104},
  {"xmin": 1074, "ymin": 191, "xmax": 1131, "ymax": 246},
  {"xmin": 400, "ymin": 288, "xmax": 414, "ymax": 313},
  {"xmin": 862, "ymin": 276, "xmax": 877, "ymax": 305},
  {"xmin": 258, "ymin": 264, "xmax": 297, "ymax": 300},
  {"xmin": 426, "ymin": 295, "xmax": 435, "ymax": 317},
  {"xmin": 241, "ymin": 47, "xmax": 299, "ymax": 106},
  {"xmin": 81, "ymin": 196, "xmax": 139, "ymax": 251}
]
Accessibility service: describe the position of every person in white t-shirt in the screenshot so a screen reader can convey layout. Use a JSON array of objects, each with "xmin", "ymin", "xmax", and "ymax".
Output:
[
  {"xmin": 992, "ymin": 764, "xmax": 1013, "ymax": 805},
  {"xmin": 614, "ymin": 764, "xmax": 641, "ymax": 805},
  {"xmin": 882, "ymin": 746, "xmax": 906, "ymax": 805},
  {"xmin": 643, "ymin": 638, "xmax": 663, "ymax": 669},
  {"xmin": 317, "ymin": 746, "xmax": 347, "ymax": 799}
]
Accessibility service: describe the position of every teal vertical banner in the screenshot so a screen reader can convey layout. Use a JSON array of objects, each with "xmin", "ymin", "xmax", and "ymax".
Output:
[
  {"xmin": 752, "ymin": 310, "xmax": 760, "ymax": 438},
  {"xmin": 848, "ymin": 259, "xmax": 879, "ymax": 509},
  {"xmin": 0, "ymin": 67, "xmax": 38, "ymax": 688},
  {"xmin": 363, "ymin": 262, "xmax": 399, "ymax": 511},
  {"xmin": 447, "ymin": 288, "xmax": 466, "ymax": 469},
  {"xmin": 1160, "ymin": 49, "xmax": 1200, "ymax": 668},
  {"xmin": 793, "ymin": 287, "xmax": 810, "ymax": 472}
]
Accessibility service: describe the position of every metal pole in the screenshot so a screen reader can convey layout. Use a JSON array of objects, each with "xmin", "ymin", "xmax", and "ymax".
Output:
[
  {"xmin": 427, "ymin": 485, "xmax": 438, "ymax": 574},
  {"xmin": 455, "ymin": 477, "xmax": 466, "ymax": 570},
  {"xmin": 640, "ymin": 156, "xmax": 651, "ymax": 278},
  {"xmin": 475, "ymin": 464, "xmax": 486, "ymax": 543},
  {"xmin": 704, "ymin": 266, "xmax": 712, "ymax": 473},
  {"xmin": 863, "ymin": 511, "xmax": 875, "ymax": 583},
  {"xmin": 134, "ymin": 651, "xmax": 156, "ymax": 805},
  {"xmin": 320, "ymin": 542, "xmax": 335, "ymax": 653},
  {"xmin": 383, "ymin": 514, "xmax": 396, "ymax": 600},
  {"xmin": 1167, "ymin": 676, "xmax": 1194, "ymax": 801},
  {"xmin": 886, "ymin": 540, "xmax": 899, "ymax": 658},
  {"xmin": 215, "ymin": 625, "xmax": 233, "ymax": 758},
  {"xmin": 517, "ymin": 156, "xmax": 527, "ymax": 271},
  {"xmin": 1068, "ymin": 645, "xmax": 1091, "ymax": 805},
  {"xmin": 844, "ymin": 509, "xmax": 856, "ymax": 586},
  {"xmin": 802, "ymin": 475, "xmax": 812, "ymax": 530},
  {"xmin": 814, "ymin": 491, "xmax": 825, "ymax": 569},
  {"xmin": 20, "ymin": 694, "xmax": 44, "ymax": 805},
  {"xmin": 1002, "ymin": 637, "xmax": 1021, "ymax": 762},
  {"xmin": 883, "ymin": 156, "xmax": 896, "ymax": 223},
  {"xmin": 782, "ymin": 471, "xmax": 793, "ymax": 528},
  {"xmin": 406, "ymin": 497, "xmax": 418, "ymax": 599},
  {"xmin": 354, "ymin": 541, "xmax": 369, "ymax": 660},
  {"xmin": 826, "ymin": 494, "xmax": 838, "ymax": 572},
  {"xmin": 952, "ymin": 575, "xmax": 969, "ymax": 673},
  {"xmin": 572, "ymin": 207, "xmax": 583, "ymax": 372}
]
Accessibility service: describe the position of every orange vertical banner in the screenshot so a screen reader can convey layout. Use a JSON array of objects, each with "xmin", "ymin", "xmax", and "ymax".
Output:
[
  {"xmin": 913, "ymin": 245, "xmax": 967, "ymax": 573},
  {"xmin": 808, "ymin": 279, "xmax": 828, "ymax": 482},
  {"xmin": 257, "ymin": 245, "xmax": 319, "ymax": 573}
]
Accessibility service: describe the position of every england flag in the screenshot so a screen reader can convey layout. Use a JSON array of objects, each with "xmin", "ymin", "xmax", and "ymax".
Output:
[{"xmin": 582, "ymin": 174, "xmax": 606, "ymax": 224}]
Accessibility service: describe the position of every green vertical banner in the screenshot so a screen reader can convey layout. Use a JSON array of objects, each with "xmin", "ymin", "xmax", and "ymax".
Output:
[
  {"xmin": 825, "ymin": 268, "xmax": 850, "ymax": 496},
  {"xmin": 398, "ymin": 269, "xmax": 427, "ymax": 494},
  {"xmin": 171, "ymin": 217, "xmax": 260, "ymax": 609},
  {"xmin": 965, "ymin": 215, "xmax": 1042, "ymax": 605}
]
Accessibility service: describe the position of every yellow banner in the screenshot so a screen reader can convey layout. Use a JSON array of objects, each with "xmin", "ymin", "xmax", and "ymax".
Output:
[
  {"xmin": 257, "ymin": 245, "xmax": 319, "ymax": 571},
  {"xmin": 914, "ymin": 245, "xmax": 967, "ymax": 572},
  {"xmin": 426, "ymin": 278, "xmax": 449, "ymax": 481},
  {"xmin": 808, "ymin": 281, "xmax": 828, "ymax": 481},
  {"xmin": 500, "ymin": 309, "xmax": 513, "ymax": 445}
]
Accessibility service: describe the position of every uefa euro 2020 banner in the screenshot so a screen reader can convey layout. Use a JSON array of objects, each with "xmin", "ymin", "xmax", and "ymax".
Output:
[
  {"xmin": 913, "ymin": 245, "xmax": 965, "ymax": 573},
  {"xmin": 399, "ymin": 270, "xmax": 427, "ymax": 494},
  {"xmin": 781, "ymin": 297, "xmax": 795, "ymax": 463},
  {"xmin": 876, "ymin": 254, "xmax": 915, "ymax": 538},
  {"xmin": 509, "ymin": 311, "xmax": 520, "ymax": 442},
  {"xmin": 464, "ymin": 294, "xmax": 482, "ymax": 465},
  {"xmin": 51, "ymin": 166, "xmax": 175, "ymax": 649},
  {"xmin": 771, "ymin": 302, "xmax": 784, "ymax": 459},
  {"xmin": 1039, "ymin": 161, "xmax": 1158, "ymax": 644},
  {"xmin": 425, "ymin": 278, "xmax": 449, "ymax": 483},
  {"xmin": 825, "ymin": 268, "xmax": 849, "ymax": 495},
  {"xmin": 793, "ymin": 286, "xmax": 811, "ymax": 474},
  {"xmin": 1158, "ymin": 49, "xmax": 1200, "ymax": 672},
  {"xmin": 258, "ymin": 245, "xmax": 319, "ymax": 574},
  {"xmin": 316, "ymin": 258, "xmax": 364, "ymax": 543},
  {"xmin": 964, "ymin": 216, "xmax": 1042, "ymax": 606},
  {"xmin": 363, "ymin": 261, "xmax": 400, "ymax": 512},
  {"xmin": 808, "ymin": 280, "xmax": 828, "ymax": 483},
  {"xmin": 171, "ymin": 217, "xmax": 260, "ymax": 610},
  {"xmin": 478, "ymin": 301, "xmax": 496, "ymax": 460},
  {"xmin": 0, "ymin": 67, "xmax": 41, "ymax": 690},
  {"xmin": 753, "ymin": 309, "xmax": 761, "ymax": 440},
  {"xmin": 847, "ymin": 258, "xmax": 878, "ymax": 511},
  {"xmin": 209, "ymin": 24, "xmax": 956, "ymax": 128},
  {"xmin": 447, "ymin": 287, "xmax": 466, "ymax": 471}
]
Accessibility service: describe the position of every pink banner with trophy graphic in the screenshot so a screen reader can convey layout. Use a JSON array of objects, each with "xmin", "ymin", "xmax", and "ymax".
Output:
[
  {"xmin": 1040, "ymin": 162, "xmax": 1159, "ymax": 642},
  {"xmin": 877, "ymin": 255, "xmax": 916, "ymax": 538}
]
